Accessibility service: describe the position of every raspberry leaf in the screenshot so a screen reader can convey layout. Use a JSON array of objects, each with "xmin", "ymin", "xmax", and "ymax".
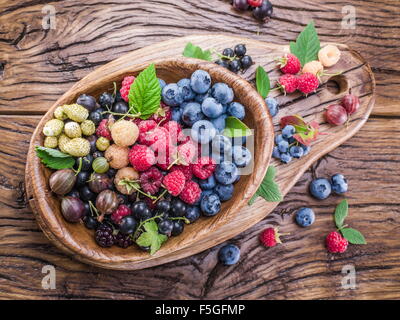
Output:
[
  {"xmin": 256, "ymin": 66, "xmax": 270, "ymax": 99},
  {"xmin": 183, "ymin": 42, "xmax": 212, "ymax": 61},
  {"xmin": 128, "ymin": 64, "xmax": 161, "ymax": 120},
  {"xmin": 289, "ymin": 20, "xmax": 321, "ymax": 67},
  {"xmin": 35, "ymin": 146, "xmax": 75, "ymax": 170},
  {"xmin": 223, "ymin": 116, "xmax": 252, "ymax": 138},
  {"xmin": 249, "ymin": 165, "xmax": 282, "ymax": 204},
  {"xmin": 334, "ymin": 199, "xmax": 348, "ymax": 229},
  {"xmin": 340, "ymin": 228, "xmax": 367, "ymax": 245},
  {"xmin": 135, "ymin": 220, "xmax": 168, "ymax": 255}
]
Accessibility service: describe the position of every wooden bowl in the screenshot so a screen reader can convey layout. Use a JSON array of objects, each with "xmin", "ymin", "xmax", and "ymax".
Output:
[{"xmin": 25, "ymin": 57, "xmax": 274, "ymax": 270}]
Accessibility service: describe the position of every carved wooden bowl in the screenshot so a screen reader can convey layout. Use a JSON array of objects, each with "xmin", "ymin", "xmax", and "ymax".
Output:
[{"xmin": 25, "ymin": 57, "xmax": 274, "ymax": 270}]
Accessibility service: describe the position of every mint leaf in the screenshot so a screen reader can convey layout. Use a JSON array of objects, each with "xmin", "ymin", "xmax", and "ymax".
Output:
[
  {"xmin": 341, "ymin": 228, "xmax": 367, "ymax": 245},
  {"xmin": 223, "ymin": 116, "xmax": 252, "ymax": 138},
  {"xmin": 35, "ymin": 146, "xmax": 75, "ymax": 170},
  {"xmin": 128, "ymin": 64, "xmax": 161, "ymax": 120},
  {"xmin": 183, "ymin": 43, "xmax": 212, "ymax": 61},
  {"xmin": 334, "ymin": 199, "xmax": 348, "ymax": 229},
  {"xmin": 290, "ymin": 21, "xmax": 321, "ymax": 66},
  {"xmin": 249, "ymin": 165, "xmax": 282, "ymax": 204},
  {"xmin": 135, "ymin": 220, "xmax": 168, "ymax": 255},
  {"xmin": 256, "ymin": 66, "xmax": 270, "ymax": 99}
]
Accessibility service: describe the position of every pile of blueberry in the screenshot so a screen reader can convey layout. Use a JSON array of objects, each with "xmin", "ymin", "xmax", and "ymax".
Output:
[
  {"xmin": 272, "ymin": 125, "xmax": 311, "ymax": 163},
  {"xmin": 231, "ymin": 0, "xmax": 273, "ymax": 22},
  {"xmin": 215, "ymin": 44, "xmax": 253, "ymax": 74},
  {"xmin": 309, "ymin": 174, "xmax": 348, "ymax": 200}
]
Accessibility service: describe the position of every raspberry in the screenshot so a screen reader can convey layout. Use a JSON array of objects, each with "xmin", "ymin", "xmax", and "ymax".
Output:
[
  {"xmin": 247, "ymin": 0, "xmax": 262, "ymax": 7},
  {"xmin": 149, "ymin": 103, "xmax": 172, "ymax": 124},
  {"xmin": 177, "ymin": 140, "xmax": 197, "ymax": 165},
  {"xmin": 326, "ymin": 231, "xmax": 348, "ymax": 253},
  {"xmin": 277, "ymin": 53, "xmax": 301, "ymax": 74},
  {"xmin": 259, "ymin": 227, "xmax": 283, "ymax": 247},
  {"xmin": 120, "ymin": 76, "xmax": 135, "ymax": 102},
  {"xmin": 129, "ymin": 144, "xmax": 156, "ymax": 171},
  {"xmin": 171, "ymin": 165, "xmax": 193, "ymax": 181},
  {"xmin": 162, "ymin": 120, "xmax": 183, "ymax": 144},
  {"xmin": 138, "ymin": 120, "xmax": 157, "ymax": 145},
  {"xmin": 302, "ymin": 60, "xmax": 324, "ymax": 76},
  {"xmin": 139, "ymin": 166, "xmax": 163, "ymax": 195},
  {"xmin": 179, "ymin": 180, "xmax": 201, "ymax": 204},
  {"xmin": 148, "ymin": 127, "xmax": 171, "ymax": 154},
  {"xmin": 156, "ymin": 145, "xmax": 177, "ymax": 170},
  {"xmin": 111, "ymin": 120, "xmax": 139, "ymax": 147},
  {"xmin": 111, "ymin": 205, "xmax": 132, "ymax": 224},
  {"xmin": 95, "ymin": 224, "xmax": 115, "ymax": 248},
  {"xmin": 115, "ymin": 233, "xmax": 134, "ymax": 248},
  {"xmin": 96, "ymin": 119, "xmax": 112, "ymax": 140},
  {"xmin": 297, "ymin": 72, "xmax": 319, "ymax": 94},
  {"xmin": 163, "ymin": 170, "xmax": 186, "ymax": 196},
  {"xmin": 318, "ymin": 45, "xmax": 341, "ymax": 67},
  {"xmin": 277, "ymin": 74, "xmax": 298, "ymax": 94},
  {"xmin": 191, "ymin": 157, "xmax": 216, "ymax": 179}
]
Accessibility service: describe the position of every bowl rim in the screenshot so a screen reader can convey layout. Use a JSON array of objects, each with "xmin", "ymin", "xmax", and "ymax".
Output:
[{"xmin": 25, "ymin": 57, "xmax": 274, "ymax": 269}]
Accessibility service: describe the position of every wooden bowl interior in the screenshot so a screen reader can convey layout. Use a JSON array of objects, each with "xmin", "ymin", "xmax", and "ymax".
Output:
[{"xmin": 29, "ymin": 58, "xmax": 273, "ymax": 265}]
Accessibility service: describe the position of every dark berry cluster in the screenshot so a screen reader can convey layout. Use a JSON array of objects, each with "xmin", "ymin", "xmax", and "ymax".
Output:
[
  {"xmin": 231, "ymin": 0, "xmax": 273, "ymax": 22},
  {"xmin": 215, "ymin": 44, "xmax": 253, "ymax": 73}
]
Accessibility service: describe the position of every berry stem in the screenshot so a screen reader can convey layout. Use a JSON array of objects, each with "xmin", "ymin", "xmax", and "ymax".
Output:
[
  {"xmin": 88, "ymin": 200, "xmax": 99, "ymax": 217},
  {"xmin": 212, "ymin": 49, "xmax": 237, "ymax": 62},
  {"xmin": 129, "ymin": 184, "xmax": 158, "ymax": 200},
  {"xmin": 73, "ymin": 157, "xmax": 83, "ymax": 176},
  {"xmin": 152, "ymin": 189, "xmax": 167, "ymax": 204},
  {"xmin": 169, "ymin": 216, "xmax": 190, "ymax": 224}
]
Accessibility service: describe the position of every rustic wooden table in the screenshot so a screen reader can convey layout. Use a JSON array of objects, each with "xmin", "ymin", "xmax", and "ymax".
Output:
[{"xmin": 0, "ymin": 0, "xmax": 399, "ymax": 300}]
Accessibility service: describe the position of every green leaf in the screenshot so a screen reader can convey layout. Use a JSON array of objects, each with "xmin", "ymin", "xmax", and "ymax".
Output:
[
  {"xmin": 128, "ymin": 64, "xmax": 161, "ymax": 120},
  {"xmin": 223, "ymin": 117, "xmax": 252, "ymax": 138},
  {"xmin": 249, "ymin": 166, "xmax": 282, "ymax": 204},
  {"xmin": 341, "ymin": 228, "xmax": 367, "ymax": 245},
  {"xmin": 256, "ymin": 66, "xmax": 270, "ymax": 99},
  {"xmin": 183, "ymin": 42, "xmax": 212, "ymax": 61},
  {"xmin": 290, "ymin": 21, "xmax": 321, "ymax": 66},
  {"xmin": 135, "ymin": 220, "xmax": 168, "ymax": 255},
  {"xmin": 35, "ymin": 146, "xmax": 75, "ymax": 170},
  {"xmin": 334, "ymin": 199, "xmax": 349, "ymax": 229}
]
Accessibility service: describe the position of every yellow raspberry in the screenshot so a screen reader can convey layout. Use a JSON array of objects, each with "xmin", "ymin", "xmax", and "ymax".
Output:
[
  {"xmin": 44, "ymin": 136, "xmax": 58, "ymax": 148},
  {"xmin": 81, "ymin": 120, "xmax": 95, "ymax": 136},
  {"xmin": 318, "ymin": 45, "xmax": 341, "ymax": 67},
  {"xmin": 64, "ymin": 121, "xmax": 82, "ymax": 138},
  {"xmin": 302, "ymin": 60, "xmax": 324, "ymax": 76},
  {"xmin": 43, "ymin": 119, "xmax": 64, "ymax": 137},
  {"xmin": 110, "ymin": 120, "xmax": 139, "ymax": 147}
]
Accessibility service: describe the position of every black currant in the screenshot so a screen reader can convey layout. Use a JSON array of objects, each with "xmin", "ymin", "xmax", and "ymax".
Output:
[
  {"xmin": 98, "ymin": 92, "xmax": 115, "ymax": 108},
  {"xmin": 112, "ymin": 101, "xmax": 129, "ymax": 114},
  {"xmin": 170, "ymin": 199, "xmax": 186, "ymax": 217},
  {"xmin": 222, "ymin": 48, "xmax": 234, "ymax": 59},
  {"xmin": 234, "ymin": 44, "xmax": 247, "ymax": 57},
  {"xmin": 84, "ymin": 215, "xmax": 99, "ymax": 230},
  {"xmin": 92, "ymin": 151, "xmax": 104, "ymax": 159},
  {"xmin": 158, "ymin": 219, "xmax": 174, "ymax": 236},
  {"xmin": 66, "ymin": 189, "xmax": 80, "ymax": 198},
  {"xmin": 79, "ymin": 185, "xmax": 96, "ymax": 202},
  {"xmin": 75, "ymin": 171, "xmax": 90, "ymax": 188},
  {"xmin": 171, "ymin": 220, "xmax": 184, "ymax": 236},
  {"xmin": 86, "ymin": 135, "xmax": 97, "ymax": 153},
  {"xmin": 156, "ymin": 200, "xmax": 171, "ymax": 213},
  {"xmin": 119, "ymin": 216, "xmax": 137, "ymax": 235},
  {"xmin": 240, "ymin": 55, "xmax": 253, "ymax": 70},
  {"xmin": 253, "ymin": 0, "xmax": 273, "ymax": 21},
  {"xmin": 185, "ymin": 206, "xmax": 201, "ymax": 223},
  {"xmin": 89, "ymin": 110, "xmax": 103, "ymax": 125},
  {"xmin": 229, "ymin": 60, "xmax": 242, "ymax": 73},
  {"xmin": 232, "ymin": 0, "xmax": 249, "ymax": 11}
]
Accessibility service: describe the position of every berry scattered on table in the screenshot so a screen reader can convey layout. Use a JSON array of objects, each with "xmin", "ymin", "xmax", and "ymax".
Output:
[
  {"xmin": 214, "ymin": 44, "xmax": 253, "ymax": 73},
  {"xmin": 326, "ymin": 231, "xmax": 348, "ymax": 253},
  {"xmin": 218, "ymin": 244, "xmax": 241, "ymax": 265},
  {"xmin": 297, "ymin": 72, "xmax": 320, "ymax": 95},
  {"xmin": 309, "ymin": 178, "xmax": 332, "ymax": 200},
  {"xmin": 331, "ymin": 173, "xmax": 348, "ymax": 194},
  {"xmin": 259, "ymin": 227, "xmax": 284, "ymax": 247},
  {"xmin": 295, "ymin": 207, "xmax": 315, "ymax": 227},
  {"xmin": 276, "ymin": 53, "xmax": 301, "ymax": 75}
]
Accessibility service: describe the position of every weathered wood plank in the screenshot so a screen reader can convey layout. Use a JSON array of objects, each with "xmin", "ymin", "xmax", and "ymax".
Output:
[{"xmin": 0, "ymin": 115, "xmax": 399, "ymax": 299}]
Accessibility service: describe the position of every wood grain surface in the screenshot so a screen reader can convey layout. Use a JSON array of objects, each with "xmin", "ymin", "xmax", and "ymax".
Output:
[{"xmin": 0, "ymin": 0, "xmax": 399, "ymax": 299}]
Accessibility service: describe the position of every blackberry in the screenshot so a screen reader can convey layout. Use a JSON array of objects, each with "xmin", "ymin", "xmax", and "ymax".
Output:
[
  {"xmin": 115, "ymin": 233, "xmax": 134, "ymax": 248},
  {"xmin": 95, "ymin": 224, "xmax": 115, "ymax": 247},
  {"xmin": 99, "ymin": 92, "xmax": 115, "ymax": 108}
]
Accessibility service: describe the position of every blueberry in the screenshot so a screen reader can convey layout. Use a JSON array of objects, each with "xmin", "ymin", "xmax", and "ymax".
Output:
[
  {"xmin": 182, "ymin": 102, "xmax": 204, "ymax": 126},
  {"xmin": 185, "ymin": 206, "xmax": 201, "ymax": 223},
  {"xmin": 232, "ymin": 146, "xmax": 252, "ymax": 168},
  {"xmin": 77, "ymin": 94, "xmax": 97, "ymax": 112},
  {"xmin": 199, "ymin": 175, "xmax": 217, "ymax": 190},
  {"xmin": 211, "ymin": 151, "xmax": 225, "ymax": 164},
  {"xmin": 89, "ymin": 110, "xmax": 103, "ymax": 125},
  {"xmin": 210, "ymin": 114, "xmax": 227, "ymax": 132},
  {"xmin": 212, "ymin": 135, "xmax": 232, "ymax": 155},
  {"xmin": 240, "ymin": 55, "xmax": 253, "ymax": 70},
  {"xmin": 265, "ymin": 97, "xmax": 279, "ymax": 117},
  {"xmin": 215, "ymin": 161, "xmax": 239, "ymax": 185},
  {"xmin": 177, "ymin": 78, "xmax": 196, "ymax": 101},
  {"xmin": 99, "ymin": 92, "xmax": 115, "ymax": 108},
  {"xmin": 231, "ymin": 136, "xmax": 247, "ymax": 147},
  {"xmin": 229, "ymin": 60, "xmax": 241, "ymax": 73},
  {"xmin": 158, "ymin": 219, "xmax": 174, "ymax": 236},
  {"xmin": 222, "ymin": 48, "xmax": 235, "ymax": 58},
  {"xmin": 227, "ymin": 102, "xmax": 245, "ymax": 120},
  {"xmin": 120, "ymin": 216, "xmax": 137, "ymax": 235},
  {"xmin": 331, "ymin": 174, "xmax": 348, "ymax": 194},
  {"xmin": 218, "ymin": 244, "xmax": 240, "ymax": 265},
  {"xmin": 200, "ymin": 190, "xmax": 214, "ymax": 202},
  {"xmin": 158, "ymin": 78, "xmax": 166, "ymax": 89},
  {"xmin": 289, "ymin": 145, "xmax": 304, "ymax": 158},
  {"xmin": 171, "ymin": 220, "xmax": 185, "ymax": 236},
  {"xmin": 112, "ymin": 101, "xmax": 128, "ymax": 115},
  {"xmin": 295, "ymin": 207, "xmax": 315, "ymax": 227},
  {"xmin": 194, "ymin": 92, "xmax": 211, "ymax": 104},
  {"xmin": 277, "ymin": 140, "xmax": 289, "ymax": 153},
  {"xmin": 301, "ymin": 144, "xmax": 311, "ymax": 156},
  {"xmin": 272, "ymin": 146, "xmax": 281, "ymax": 159},
  {"xmin": 309, "ymin": 178, "xmax": 332, "ymax": 200},
  {"xmin": 171, "ymin": 107, "xmax": 183, "ymax": 124},
  {"xmin": 200, "ymin": 192, "xmax": 221, "ymax": 216},
  {"xmin": 214, "ymin": 183, "xmax": 234, "ymax": 202},
  {"xmin": 201, "ymin": 97, "xmax": 224, "ymax": 118},
  {"xmin": 280, "ymin": 152, "xmax": 292, "ymax": 163},
  {"xmin": 162, "ymin": 83, "xmax": 184, "ymax": 107},
  {"xmin": 211, "ymin": 83, "xmax": 234, "ymax": 105},
  {"xmin": 282, "ymin": 125, "xmax": 296, "ymax": 139},
  {"xmin": 234, "ymin": 44, "xmax": 246, "ymax": 57},
  {"xmin": 190, "ymin": 70, "xmax": 211, "ymax": 94},
  {"xmin": 275, "ymin": 134, "xmax": 285, "ymax": 145},
  {"xmin": 191, "ymin": 120, "xmax": 217, "ymax": 144},
  {"xmin": 222, "ymin": 104, "xmax": 228, "ymax": 114}
]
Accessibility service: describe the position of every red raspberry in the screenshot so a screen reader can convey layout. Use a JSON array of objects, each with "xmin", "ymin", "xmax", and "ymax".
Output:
[
  {"xmin": 162, "ymin": 121, "xmax": 183, "ymax": 144},
  {"xmin": 171, "ymin": 165, "xmax": 193, "ymax": 181},
  {"xmin": 247, "ymin": 0, "xmax": 262, "ymax": 7},
  {"xmin": 276, "ymin": 53, "xmax": 301, "ymax": 74},
  {"xmin": 139, "ymin": 167, "xmax": 163, "ymax": 195},
  {"xmin": 120, "ymin": 76, "xmax": 135, "ymax": 102},
  {"xmin": 260, "ymin": 227, "xmax": 283, "ymax": 247},
  {"xmin": 179, "ymin": 180, "xmax": 201, "ymax": 204},
  {"xmin": 326, "ymin": 231, "xmax": 348, "ymax": 253},
  {"xmin": 277, "ymin": 74, "xmax": 298, "ymax": 94},
  {"xmin": 149, "ymin": 103, "xmax": 172, "ymax": 124},
  {"xmin": 111, "ymin": 205, "xmax": 132, "ymax": 224},
  {"xmin": 138, "ymin": 120, "xmax": 157, "ymax": 145},
  {"xmin": 148, "ymin": 127, "xmax": 171, "ymax": 154},
  {"xmin": 129, "ymin": 144, "xmax": 156, "ymax": 171},
  {"xmin": 177, "ymin": 140, "xmax": 197, "ymax": 165},
  {"xmin": 297, "ymin": 72, "xmax": 320, "ymax": 94},
  {"xmin": 191, "ymin": 156, "xmax": 216, "ymax": 179},
  {"xmin": 96, "ymin": 119, "xmax": 112, "ymax": 140},
  {"xmin": 163, "ymin": 170, "xmax": 186, "ymax": 196},
  {"xmin": 156, "ymin": 145, "xmax": 177, "ymax": 171}
]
